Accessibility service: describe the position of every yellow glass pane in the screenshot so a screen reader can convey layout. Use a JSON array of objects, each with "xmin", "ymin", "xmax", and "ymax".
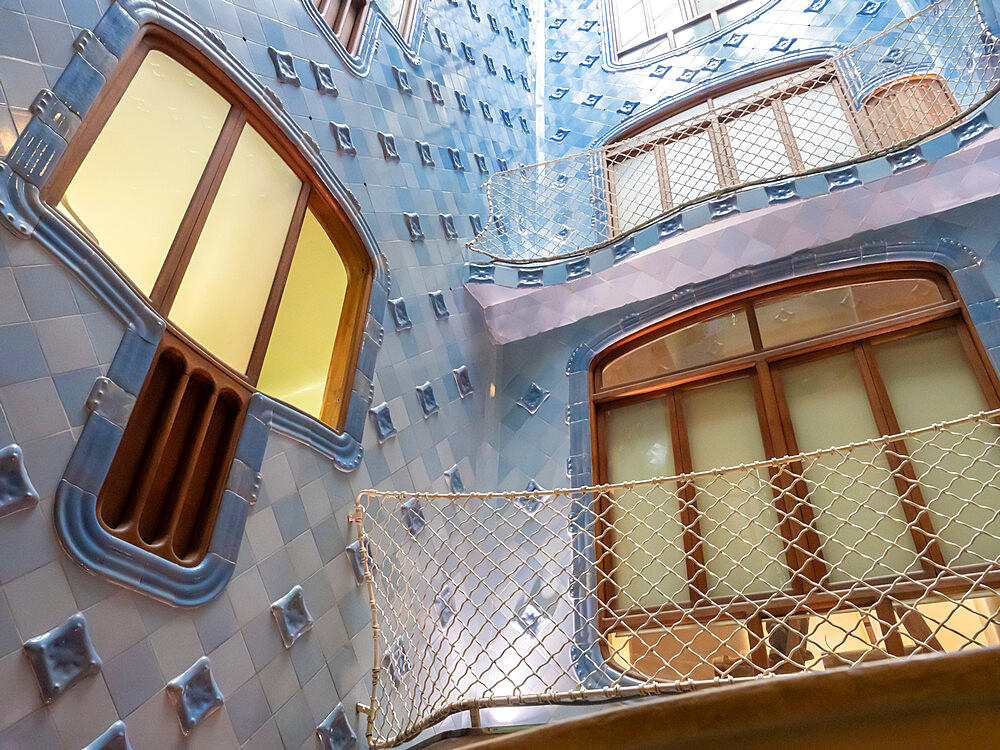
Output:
[
  {"xmin": 683, "ymin": 377, "xmax": 789, "ymax": 598},
  {"xmin": 59, "ymin": 51, "xmax": 229, "ymax": 294},
  {"xmin": 756, "ymin": 278, "xmax": 943, "ymax": 349},
  {"xmin": 605, "ymin": 399, "xmax": 689, "ymax": 608},
  {"xmin": 169, "ymin": 126, "xmax": 302, "ymax": 372},
  {"xmin": 875, "ymin": 329, "xmax": 1000, "ymax": 566},
  {"xmin": 601, "ymin": 309, "xmax": 753, "ymax": 389},
  {"xmin": 256, "ymin": 209, "xmax": 348, "ymax": 421},
  {"xmin": 780, "ymin": 352, "xmax": 919, "ymax": 582}
]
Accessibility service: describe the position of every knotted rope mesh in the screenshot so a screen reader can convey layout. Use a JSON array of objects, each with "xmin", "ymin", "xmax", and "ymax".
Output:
[
  {"xmin": 468, "ymin": 0, "xmax": 1000, "ymax": 263},
  {"xmin": 355, "ymin": 409, "xmax": 1000, "ymax": 747}
]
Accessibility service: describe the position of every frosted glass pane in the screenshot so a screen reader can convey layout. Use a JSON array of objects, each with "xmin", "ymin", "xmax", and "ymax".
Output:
[
  {"xmin": 617, "ymin": 0, "xmax": 650, "ymax": 47},
  {"xmin": 726, "ymin": 107, "xmax": 791, "ymax": 182},
  {"xmin": 671, "ymin": 17, "xmax": 715, "ymax": 46},
  {"xmin": 59, "ymin": 51, "xmax": 229, "ymax": 294},
  {"xmin": 650, "ymin": 0, "xmax": 685, "ymax": 33},
  {"xmin": 781, "ymin": 353, "xmax": 919, "ymax": 582},
  {"xmin": 785, "ymin": 85, "xmax": 860, "ymax": 169},
  {"xmin": 606, "ymin": 400, "xmax": 689, "ymax": 608},
  {"xmin": 612, "ymin": 150, "xmax": 663, "ymax": 230},
  {"xmin": 257, "ymin": 209, "xmax": 347, "ymax": 422},
  {"xmin": 875, "ymin": 329, "xmax": 1000, "ymax": 566},
  {"xmin": 601, "ymin": 309, "xmax": 753, "ymax": 388},
  {"xmin": 662, "ymin": 130, "xmax": 719, "ymax": 206},
  {"xmin": 756, "ymin": 278, "xmax": 943, "ymax": 349},
  {"xmin": 683, "ymin": 378, "xmax": 789, "ymax": 597},
  {"xmin": 170, "ymin": 126, "xmax": 302, "ymax": 372}
]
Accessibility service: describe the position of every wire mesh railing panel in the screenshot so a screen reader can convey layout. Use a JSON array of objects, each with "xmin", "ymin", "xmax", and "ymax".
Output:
[
  {"xmin": 469, "ymin": 0, "xmax": 1000, "ymax": 263},
  {"xmin": 355, "ymin": 409, "xmax": 1000, "ymax": 747}
]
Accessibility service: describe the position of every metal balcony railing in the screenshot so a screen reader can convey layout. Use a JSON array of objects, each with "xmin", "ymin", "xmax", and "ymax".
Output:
[
  {"xmin": 469, "ymin": 0, "xmax": 1000, "ymax": 264},
  {"xmin": 353, "ymin": 409, "xmax": 1000, "ymax": 747}
]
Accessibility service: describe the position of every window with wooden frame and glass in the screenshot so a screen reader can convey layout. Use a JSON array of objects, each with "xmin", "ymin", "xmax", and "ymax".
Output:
[
  {"xmin": 312, "ymin": 0, "xmax": 418, "ymax": 52},
  {"xmin": 611, "ymin": 0, "xmax": 769, "ymax": 61},
  {"xmin": 43, "ymin": 32, "xmax": 372, "ymax": 567},
  {"xmin": 605, "ymin": 69, "xmax": 961, "ymax": 235},
  {"xmin": 591, "ymin": 265, "xmax": 1000, "ymax": 675}
]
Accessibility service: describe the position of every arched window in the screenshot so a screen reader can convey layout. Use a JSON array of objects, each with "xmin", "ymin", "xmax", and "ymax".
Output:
[
  {"xmin": 591, "ymin": 265, "xmax": 1000, "ymax": 678},
  {"xmin": 44, "ymin": 32, "xmax": 371, "ymax": 566}
]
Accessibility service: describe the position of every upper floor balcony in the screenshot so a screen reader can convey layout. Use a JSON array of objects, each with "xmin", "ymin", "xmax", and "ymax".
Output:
[{"xmin": 468, "ymin": 0, "xmax": 1000, "ymax": 275}]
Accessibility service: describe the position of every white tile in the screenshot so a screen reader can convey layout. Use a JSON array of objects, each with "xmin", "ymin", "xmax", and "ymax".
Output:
[
  {"xmin": 300, "ymin": 478, "xmax": 332, "ymax": 527},
  {"xmin": 125, "ymin": 691, "xmax": 184, "ymax": 750},
  {"xmin": 49, "ymin": 673, "xmax": 119, "ymax": 749},
  {"xmin": 227, "ymin": 568, "xmax": 268, "ymax": 627},
  {"xmin": 287, "ymin": 532, "xmax": 322, "ymax": 581},
  {"xmin": 83, "ymin": 592, "xmax": 147, "ymax": 659},
  {"xmin": 245, "ymin": 507, "xmax": 283, "ymax": 561},
  {"xmin": 34, "ymin": 316, "xmax": 98, "ymax": 374},
  {"xmin": 208, "ymin": 632, "xmax": 254, "ymax": 696},
  {"xmin": 4, "ymin": 560, "xmax": 77, "ymax": 637},
  {"xmin": 0, "ymin": 378, "xmax": 70, "ymax": 444},
  {"xmin": 258, "ymin": 653, "xmax": 298, "ymax": 714},
  {"xmin": 0, "ymin": 651, "xmax": 42, "ymax": 727},
  {"xmin": 149, "ymin": 616, "xmax": 204, "ymax": 681}
]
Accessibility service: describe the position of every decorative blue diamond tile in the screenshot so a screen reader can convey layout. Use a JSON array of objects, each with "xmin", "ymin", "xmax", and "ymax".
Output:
[
  {"xmin": 618, "ymin": 100, "xmax": 639, "ymax": 115},
  {"xmin": 519, "ymin": 116, "xmax": 530, "ymax": 133},
  {"xmin": 436, "ymin": 27, "xmax": 451, "ymax": 50},
  {"xmin": 550, "ymin": 128, "xmax": 570, "ymax": 142},
  {"xmin": 484, "ymin": 55, "xmax": 496, "ymax": 74},
  {"xmin": 434, "ymin": 584, "xmax": 455, "ymax": 626},
  {"xmin": 166, "ymin": 657, "xmax": 224, "ymax": 735},
  {"xmin": 517, "ymin": 382, "xmax": 550, "ymax": 414},
  {"xmin": 583, "ymin": 93, "xmax": 602, "ymax": 106},
  {"xmin": 428, "ymin": 290, "xmax": 450, "ymax": 319},
  {"xmin": 267, "ymin": 47, "xmax": 300, "ymax": 85},
  {"xmin": 766, "ymin": 181, "xmax": 799, "ymax": 204},
  {"xmin": 497, "ymin": 158, "xmax": 509, "ymax": 170},
  {"xmin": 378, "ymin": 132, "xmax": 400, "ymax": 161},
  {"xmin": 392, "ymin": 66, "xmax": 412, "ymax": 94},
  {"xmin": 858, "ymin": 0, "xmax": 884, "ymax": 14},
  {"xmin": 506, "ymin": 27, "xmax": 516, "ymax": 45},
  {"xmin": 309, "ymin": 61, "xmax": 338, "ymax": 96},
  {"xmin": 678, "ymin": 68, "xmax": 698, "ymax": 82},
  {"xmin": 83, "ymin": 721, "xmax": 131, "ymax": 750},
  {"xmin": 474, "ymin": 153, "xmax": 489, "ymax": 173},
  {"xmin": 550, "ymin": 87, "xmax": 568, "ymax": 100},
  {"xmin": 427, "ymin": 79, "xmax": 444, "ymax": 104},
  {"xmin": 270, "ymin": 585, "xmax": 314, "ymax": 648},
  {"xmin": 581, "ymin": 54, "xmax": 599, "ymax": 67},
  {"xmin": 23, "ymin": 613, "xmax": 102, "ymax": 703},
  {"xmin": 0, "ymin": 444, "xmax": 39, "ymax": 518},
  {"xmin": 346, "ymin": 538, "xmax": 375, "ymax": 584},
  {"xmin": 467, "ymin": 0, "xmax": 480, "ymax": 21},
  {"xmin": 316, "ymin": 703, "xmax": 356, "ymax": 750},
  {"xmin": 330, "ymin": 123, "xmax": 356, "ymax": 155},
  {"xmin": 469, "ymin": 214, "xmax": 483, "ymax": 234},
  {"xmin": 447, "ymin": 148, "xmax": 465, "ymax": 170},
  {"xmin": 403, "ymin": 213, "xmax": 424, "ymax": 242},
  {"xmin": 520, "ymin": 75, "xmax": 531, "ymax": 92},
  {"xmin": 460, "ymin": 41, "xmax": 475, "ymax": 62},
  {"xmin": 415, "ymin": 381, "xmax": 439, "ymax": 417},
  {"xmin": 703, "ymin": 58, "xmax": 723, "ymax": 71},
  {"xmin": 550, "ymin": 50, "xmax": 568, "ymax": 63},
  {"xmin": 771, "ymin": 37, "xmax": 795, "ymax": 52},
  {"xmin": 444, "ymin": 464, "xmax": 464, "ymax": 492},
  {"xmin": 416, "ymin": 141, "xmax": 435, "ymax": 167},
  {"xmin": 489, "ymin": 13, "xmax": 500, "ymax": 32},
  {"xmin": 400, "ymin": 497, "xmax": 426, "ymax": 536},
  {"xmin": 501, "ymin": 109, "xmax": 513, "ymax": 128},
  {"xmin": 453, "ymin": 366, "xmax": 473, "ymax": 398},
  {"xmin": 387, "ymin": 298, "xmax": 412, "ymax": 331},
  {"xmin": 440, "ymin": 214, "xmax": 458, "ymax": 239},
  {"xmin": 579, "ymin": 19, "xmax": 597, "ymax": 31},
  {"xmin": 726, "ymin": 33, "xmax": 746, "ymax": 46},
  {"xmin": 549, "ymin": 17, "xmax": 566, "ymax": 28},
  {"xmin": 515, "ymin": 602, "xmax": 544, "ymax": 637},
  {"xmin": 805, "ymin": 0, "xmax": 828, "ymax": 11},
  {"xmin": 369, "ymin": 402, "xmax": 397, "ymax": 443},
  {"xmin": 382, "ymin": 636, "xmax": 410, "ymax": 686},
  {"xmin": 503, "ymin": 65, "xmax": 515, "ymax": 83},
  {"xmin": 514, "ymin": 479, "xmax": 547, "ymax": 515},
  {"xmin": 882, "ymin": 47, "xmax": 906, "ymax": 65},
  {"xmin": 709, "ymin": 196, "xmax": 739, "ymax": 219},
  {"xmin": 650, "ymin": 65, "xmax": 670, "ymax": 77},
  {"xmin": 455, "ymin": 91, "xmax": 471, "ymax": 112}
]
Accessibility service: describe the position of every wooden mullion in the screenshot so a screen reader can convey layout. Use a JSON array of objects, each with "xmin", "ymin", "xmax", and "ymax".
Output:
[
  {"xmin": 708, "ymin": 113, "xmax": 739, "ymax": 188},
  {"xmin": 771, "ymin": 99, "xmax": 805, "ymax": 172},
  {"xmin": 670, "ymin": 390, "xmax": 711, "ymax": 604},
  {"xmin": 151, "ymin": 106, "xmax": 246, "ymax": 312},
  {"xmin": 592, "ymin": 406, "xmax": 622, "ymax": 622},
  {"xmin": 954, "ymin": 322, "xmax": 1000, "ymax": 410},
  {"xmin": 245, "ymin": 182, "xmax": 311, "ymax": 384},
  {"xmin": 855, "ymin": 341, "xmax": 947, "ymax": 572},
  {"xmin": 875, "ymin": 598, "xmax": 906, "ymax": 657},
  {"xmin": 653, "ymin": 145, "xmax": 673, "ymax": 213}
]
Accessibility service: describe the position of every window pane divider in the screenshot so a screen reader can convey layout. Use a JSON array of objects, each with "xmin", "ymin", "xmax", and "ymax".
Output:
[
  {"xmin": 669, "ymin": 390, "xmax": 712, "ymax": 603},
  {"xmin": 151, "ymin": 106, "xmax": 247, "ymax": 312},
  {"xmin": 245, "ymin": 182, "xmax": 312, "ymax": 384}
]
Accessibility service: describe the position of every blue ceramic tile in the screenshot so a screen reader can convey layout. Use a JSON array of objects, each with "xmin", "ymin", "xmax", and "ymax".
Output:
[
  {"xmin": 270, "ymin": 585, "xmax": 314, "ymax": 648},
  {"xmin": 165, "ymin": 656, "xmax": 224, "ymax": 735},
  {"xmin": 23, "ymin": 612, "xmax": 101, "ymax": 702}
]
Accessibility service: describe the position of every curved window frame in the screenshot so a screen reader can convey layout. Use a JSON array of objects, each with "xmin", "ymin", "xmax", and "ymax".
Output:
[
  {"xmin": 42, "ymin": 28, "xmax": 374, "ymax": 434},
  {"xmin": 590, "ymin": 264, "xmax": 1000, "ymax": 644},
  {"xmin": 312, "ymin": 0, "xmax": 419, "ymax": 54}
]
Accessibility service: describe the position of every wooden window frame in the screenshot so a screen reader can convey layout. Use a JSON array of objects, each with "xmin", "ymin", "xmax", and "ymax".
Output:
[
  {"xmin": 313, "ymin": 0, "xmax": 418, "ymax": 53},
  {"xmin": 612, "ymin": 0, "xmax": 762, "ymax": 60},
  {"xmin": 605, "ymin": 65, "xmax": 869, "ymax": 235},
  {"xmin": 42, "ymin": 26, "xmax": 374, "ymax": 432},
  {"xmin": 590, "ymin": 264, "xmax": 1000, "ymax": 643}
]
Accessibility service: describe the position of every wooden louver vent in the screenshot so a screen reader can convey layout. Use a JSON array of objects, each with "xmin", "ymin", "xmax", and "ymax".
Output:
[{"xmin": 97, "ymin": 330, "xmax": 251, "ymax": 567}]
